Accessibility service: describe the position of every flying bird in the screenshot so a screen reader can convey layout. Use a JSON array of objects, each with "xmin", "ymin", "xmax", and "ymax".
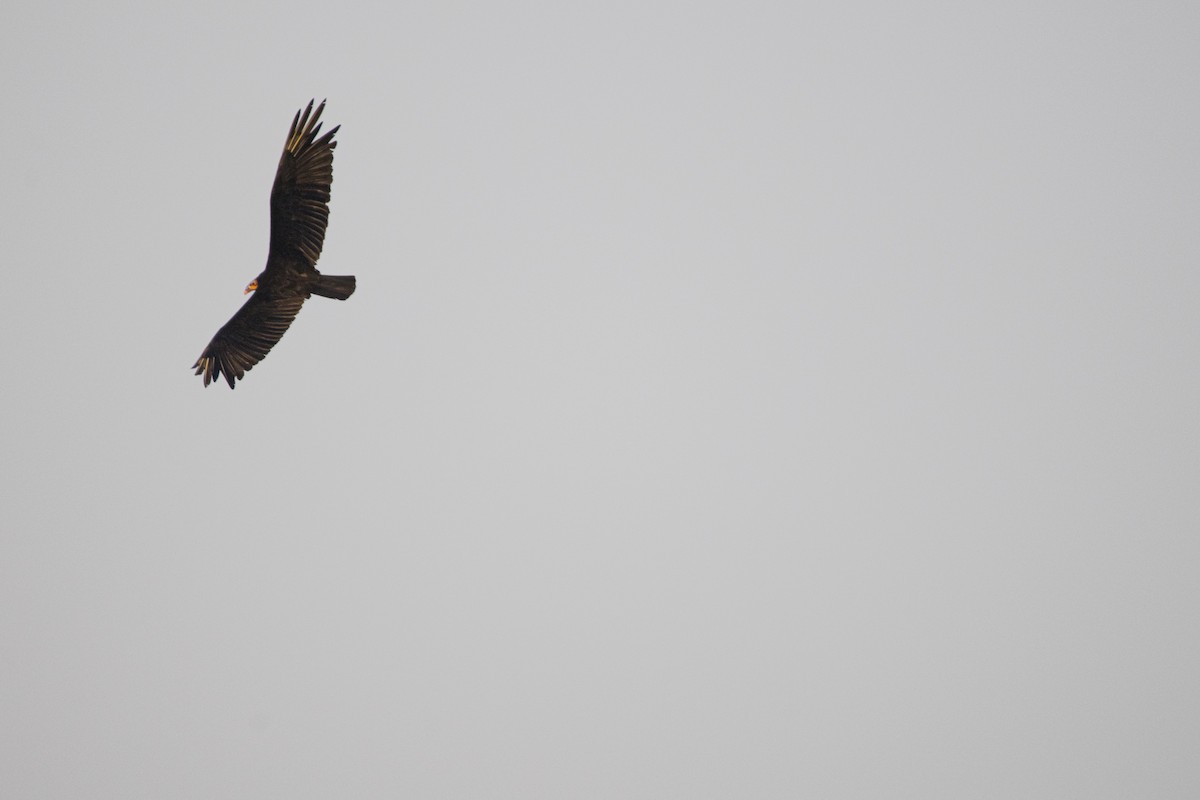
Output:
[{"xmin": 194, "ymin": 100, "xmax": 355, "ymax": 388}]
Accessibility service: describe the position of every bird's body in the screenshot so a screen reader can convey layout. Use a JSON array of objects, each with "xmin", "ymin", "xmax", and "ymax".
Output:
[{"xmin": 194, "ymin": 100, "xmax": 355, "ymax": 388}]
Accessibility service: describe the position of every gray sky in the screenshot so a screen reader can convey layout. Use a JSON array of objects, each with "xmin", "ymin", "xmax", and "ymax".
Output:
[{"xmin": 3, "ymin": 1, "xmax": 1198, "ymax": 797}]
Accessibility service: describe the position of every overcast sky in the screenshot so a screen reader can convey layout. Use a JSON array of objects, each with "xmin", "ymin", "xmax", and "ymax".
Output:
[{"xmin": 2, "ymin": 1, "xmax": 1198, "ymax": 797}]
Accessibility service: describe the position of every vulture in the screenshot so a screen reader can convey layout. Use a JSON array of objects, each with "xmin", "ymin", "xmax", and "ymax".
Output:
[{"xmin": 194, "ymin": 100, "xmax": 355, "ymax": 388}]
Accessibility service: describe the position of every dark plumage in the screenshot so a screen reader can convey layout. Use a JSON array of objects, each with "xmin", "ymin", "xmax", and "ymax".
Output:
[{"xmin": 194, "ymin": 100, "xmax": 355, "ymax": 388}]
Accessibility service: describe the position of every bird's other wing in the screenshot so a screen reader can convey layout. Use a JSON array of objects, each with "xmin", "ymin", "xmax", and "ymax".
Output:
[
  {"xmin": 267, "ymin": 100, "xmax": 340, "ymax": 271},
  {"xmin": 193, "ymin": 291, "xmax": 307, "ymax": 388}
]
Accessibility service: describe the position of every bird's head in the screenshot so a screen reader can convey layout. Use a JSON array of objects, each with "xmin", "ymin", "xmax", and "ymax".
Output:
[{"xmin": 244, "ymin": 278, "xmax": 259, "ymax": 295}]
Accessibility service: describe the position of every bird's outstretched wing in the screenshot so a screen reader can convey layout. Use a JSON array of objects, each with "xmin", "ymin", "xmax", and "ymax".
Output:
[
  {"xmin": 268, "ymin": 99, "xmax": 340, "ymax": 271},
  {"xmin": 193, "ymin": 291, "xmax": 306, "ymax": 388}
]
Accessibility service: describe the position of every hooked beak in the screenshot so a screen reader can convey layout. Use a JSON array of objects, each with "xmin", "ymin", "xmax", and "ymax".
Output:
[{"xmin": 244, "ymin": 279, "xmax": 258, "ymax": 295}]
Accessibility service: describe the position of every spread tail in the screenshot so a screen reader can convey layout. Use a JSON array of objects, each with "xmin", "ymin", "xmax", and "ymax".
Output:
[{"xmin": 311, "ymin": 274, "xmax": 356, "ymax": 300}]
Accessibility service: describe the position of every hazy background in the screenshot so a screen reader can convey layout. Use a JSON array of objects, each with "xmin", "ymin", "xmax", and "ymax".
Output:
[{"xmin": 2, "ymin": 1, "xmax": 1198, "ymax": 797}]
